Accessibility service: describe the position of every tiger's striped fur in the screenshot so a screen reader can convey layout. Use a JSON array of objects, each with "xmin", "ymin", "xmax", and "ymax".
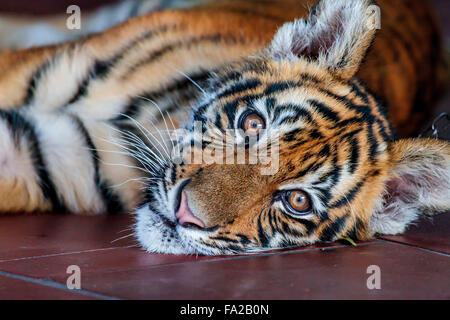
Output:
[{"xmin": 0, "ymin": 0, "xmax": 449, "ymax": 255}]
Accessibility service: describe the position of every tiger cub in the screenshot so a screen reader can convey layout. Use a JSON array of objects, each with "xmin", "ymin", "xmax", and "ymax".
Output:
[{"xmin": 0, "ymin": 0, "xmax": 448, "ymax": 254}]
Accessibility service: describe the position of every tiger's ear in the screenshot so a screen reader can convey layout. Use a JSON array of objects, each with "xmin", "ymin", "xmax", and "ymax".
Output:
[
  {"xmin": 370, "ymin": 139, "xmax": 450, "ymax": 235},
  {"xmin": 269, "ymin": 0, "xmax": 379, "ymax": 80}
]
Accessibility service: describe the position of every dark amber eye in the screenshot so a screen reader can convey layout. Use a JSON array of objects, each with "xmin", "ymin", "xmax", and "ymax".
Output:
[
  {"xmin": 282, "ymin": 190, "xmax": 312, "ymax": 215},
  {"xmin": 239, "ymin": 111, "xmax": 265, "ymax": 136}
]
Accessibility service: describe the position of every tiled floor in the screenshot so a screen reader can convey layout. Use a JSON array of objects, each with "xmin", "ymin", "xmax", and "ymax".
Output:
[{"xmin": 0, "ymin": 212, "xmax": 449, "ymax": 299}]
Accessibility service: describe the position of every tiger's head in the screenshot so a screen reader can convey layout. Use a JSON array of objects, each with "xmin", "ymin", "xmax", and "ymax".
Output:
[{"xmin": 135, "ymin": 0, "xmax": 450, "ymax": 255}]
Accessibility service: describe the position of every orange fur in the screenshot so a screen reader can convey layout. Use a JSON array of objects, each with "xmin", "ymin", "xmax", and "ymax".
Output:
[{"xmin": 0, "ymin": 0, "xmax": 448, "ymax": 254}]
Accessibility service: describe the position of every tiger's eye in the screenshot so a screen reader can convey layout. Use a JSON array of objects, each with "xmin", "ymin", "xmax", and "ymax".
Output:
[
  {"xmin": 287, "ymin": 190, "xmax": 311, "ymax": 213},
  {"xmin": 242, "ymin": 113, "xmax": 265, "ymax": 136}
]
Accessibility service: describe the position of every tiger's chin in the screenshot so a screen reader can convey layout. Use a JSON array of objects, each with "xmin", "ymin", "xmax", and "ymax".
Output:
[
  {"xmin": 135, "ymin": 205, "xmax": 192, "ymax": 255},
  {"xmin": 135, "ymin": 205, "xmax": 231, "ymax": 255}
]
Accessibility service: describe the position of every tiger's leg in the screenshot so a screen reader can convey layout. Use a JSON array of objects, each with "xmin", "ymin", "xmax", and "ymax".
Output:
[
  {"xmin": 0, "ymin": 44, "xmax": 143, "ymax": 214},
  {"xmin": 0, "ymin": 102, "xmax": 150, "ymax": 215},
  {"xmin": 0, "ymin": 110, "xmax": 51, "ymax": 213},
  {"xmin": 0, "ymin": 39, "xmax": 155, "ymax": 215},
  {"xmin": 0, "ymin": 108, "xmax": 112, "ymax": 214}
]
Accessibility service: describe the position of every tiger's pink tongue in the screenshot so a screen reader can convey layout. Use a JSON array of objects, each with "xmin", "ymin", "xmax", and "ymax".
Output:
[{"xmin": 176, "ymin": 192, "xmax": 205, "ymax": 228}]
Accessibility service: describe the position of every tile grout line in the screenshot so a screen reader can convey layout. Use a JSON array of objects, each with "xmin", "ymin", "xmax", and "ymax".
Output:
[
  {"xmin": 75, "ymin": 242, "xmax": 383, "ymax": 277},
  {"xmin": 378, "ymin": 239, "xmax": 450, "ymax": 257},
  {"xmin": 0, "ymin": 245, "xmax": 138, "ymax": 263},
  {"xmin": 0, "ymin": 270, "xmax": 121, "ymax": 300},
  {"xmin": 0, "ymin": 241, "xmax": 381, "ymax": 266},
  {"xmin": 0, "ymin": 242, "xmax": 383, "ymax": 296}
]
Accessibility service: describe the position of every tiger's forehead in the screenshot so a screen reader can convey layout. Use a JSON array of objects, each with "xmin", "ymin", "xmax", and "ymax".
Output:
[
  {"xmin": 204, "ymin": 69, "xmax": 391, "ymax": 145},
  {"xmin": 207, "ymin": 58, "xmax": 393, "ymax": 134},
  {"xmin": 195, "ymin": 57, "xmax": 395, "ymax": 188}
]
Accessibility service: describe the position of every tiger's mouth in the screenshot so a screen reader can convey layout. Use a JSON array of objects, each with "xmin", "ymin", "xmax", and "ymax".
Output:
[
  {"xmin": 135, "ymin": 176, "xmax": 231, "ymax": 255},
  {"xmin": 135, "ymin": 206, "xmax": 232, "ymax": 255}
]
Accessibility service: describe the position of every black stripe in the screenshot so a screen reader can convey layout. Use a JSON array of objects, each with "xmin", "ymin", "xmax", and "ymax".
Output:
[
  {"xmin": 215, "ymin": 6, "xmax": 284, "ymax": 22},
  {"xmin": 68, "ymin": 60, "xmax": 110, "ymax": 104},
  {"xmin": 354, "ymin": 81, "xmax": 392, "ymax": 138},
  {"xmin": 72, "ymin": 116, "xmax": 124, "ymax": 214},
  {"xmin": 239, "ymin": 58, "xmax": 270, "ymax": 75},
  {"xmin": 348, "ymin": 137, "xmax": 360, "ymax": 174},
  {"xmin": 117, "ymin": 101, "xmax": 141, "ymax": 121},
  {"xmin": 329, "ymin": 151, "xmax": 342, "ymax": 185},
  {"xmin": 318, "ymin": 144, "xmax": 330, "ymax": 157},
  {"xmin": 307, "ymin": 99, "xmax": 341, "ymax": 122},
  {"xmin": 302, "ymin": 153, "xmax": 313, "ymax": 162},
  {"xmin": 198, "ymin": 79, "xmax": 357, "ymax": 130},
  {"xmin": 366, "ymin": 124, "xmax": 379, "ymax": 161},
  {"xmin": 300, "ymin": 73, "xmax": 321, "ymax": 84},
  {"xmin": 68, "ymin": 25, "xmax": 176, "ymax": 105},
  {"xmin": 347, "ymin": 217, "xmax": 366, "ymax": 241},
  {"xmin": 266, "ymin": 209, "xmax": 278, "ymax": 236},
  {"xmin": 283, "ymin": 128, "xmax": 302, "ymax": 142},
  {"xmin": 210, "ymin": 236, "xmax": 239, "ymax": 244},
  {"xmin": 287, "ymin": 139, "xmax": 308, "ymax": 150},
  {"xmin": 353, "ymin": 105, "xmax": 375, "ymax": 122},
  {"xmin": 309, "ymin": 128, "xmax": 324, "ymax": 139},
  {"xmin": 341, "ymin": 128, "xmax": 363, "ymax": 140},
  {"xmin": 257, "ymin": 215, "xmax": 270, "ymax": 247},
  {"xmin": 315, "ymin": 87, "xmax": 380, "ymax": 128},
  {"xmin": 24, "ymin": 58, "xmax": 54, "ymax": 106},
  {"xmin": 0, "ymin": 110, "xmax": 66, "ymax": 212},
  {"xmin": 236, "ymin": 234, "xmax": 251, "ymax": 245},
  {"xmin": 214, "ymin": 112, "xmax": 224, "ymax": 132},
  {"xmin": 376, "ymin": 118, "xmax": 394, "ymax": 142},
  {"xmin": 223, "ymin": 100, "xmax": 240, "ymax": 126},
  {"xmin": 265, "ymin": 98, "xmax": 276, "ymax": 117},
  {"xmin": 293, "ymin": 160, "xmax": 324, "ymax": 179},
  {"xmin": 124, "ymin": 34, "xmax": 243, "ymax": 76},
  {"xmin": 170, "ymin": 162, "xmax": 177, "ymax": 185},
  {"xmin": 298, "ymin": 218, "xmax": 318, "ymax": 235},
  {"xmin": 273, "ymin": 104, "xmax": 313, "ymax": 125},
  {"xmin": 316, "ymin": 188, "xmax": 333, "ymax": 211},
  {"xmin": 317, "ymin": 84, "xmax": 394, "ymax": 144},
  {"xmin": 264, "ymin": 81, "xmax": 297, "ymax": 95},
  {"xmin": 333, "ymin": 117, "xmax": 365, "ymax": 129},
  {"xmin": 320, "ymin": 213, "xmax": 349, "ymax": 242},
  {"xmin": 329, "ymin": 178, "xmax": 367, "ymax": 209},
  {"xmin": 215, "ymin": 78, "xmax": 261, "ymax": 100},
  {"xmin": 195, "ymin": 78, "xmax": 262, "ymax": 124},
  {"xmin": 198, "ymin": 81, "xmax": 310, "ymax": 119},
  {"xmin": 280, "ymin": 220, "xmax": 302, "ymax": 237},
  {"xmin": 209, "ymin": 71, "xmax": 243, "ymax": 91},
  {"xmin": 351, "ymin": 82, "xmax": 370, "ymax": 104}
]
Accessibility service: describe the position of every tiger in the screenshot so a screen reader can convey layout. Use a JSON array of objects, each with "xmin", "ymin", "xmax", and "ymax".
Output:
[{"xmin": 0, "ymin": 0, "xmax": 449, "ymax": 255}]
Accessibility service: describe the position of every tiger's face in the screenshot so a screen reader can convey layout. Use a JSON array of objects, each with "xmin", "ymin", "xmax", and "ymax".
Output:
[{"xmin": 135, "ymin": 0, "xmax": 450, "ymax": 255}]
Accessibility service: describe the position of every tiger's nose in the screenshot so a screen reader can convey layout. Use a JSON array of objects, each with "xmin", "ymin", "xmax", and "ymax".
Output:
[{"xmin": 175, "ymin": 191, "xmax": 205, "ymax": 229}]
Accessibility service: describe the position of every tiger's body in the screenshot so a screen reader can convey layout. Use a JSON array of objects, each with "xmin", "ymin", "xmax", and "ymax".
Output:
[{"xmin": 0, "ymin": 0, "xmax": 449, "ymax": 254}]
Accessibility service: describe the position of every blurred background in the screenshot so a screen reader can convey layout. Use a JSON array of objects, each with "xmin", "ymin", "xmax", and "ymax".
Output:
[
  {"xmin": 0, "ymin": 0, "xmax": 447, "ymax": 41},
  {"xmin": 0, "ymin": 0, "xmax": 448, "ymax": 137},
  {"xmin": 0, "ymin": 0, "xmax": 120, "ymax": 15}
]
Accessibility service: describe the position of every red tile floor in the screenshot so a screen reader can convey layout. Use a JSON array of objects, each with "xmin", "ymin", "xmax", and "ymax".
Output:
[
  {"xmin": 0, "ymin": 211, "xmax": 449, "ymax": 299},
  {"xmin": 0, "ymin": 0, "xmax": 449, "ymax": 300}
]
